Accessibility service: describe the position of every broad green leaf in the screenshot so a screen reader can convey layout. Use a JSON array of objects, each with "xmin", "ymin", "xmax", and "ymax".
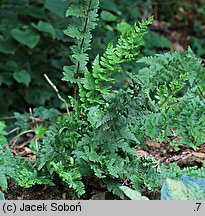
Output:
[
  {"xmin": 10, "ymin": 28, "xmax": 40, "ymax": 49},
  {"xmin": 116, "ymin": 22, "xmax": 132, "ymax": 33},
  {"xmin": 45, "ymin": 0, "xmax": 68, "ymax": 18},
  {"xmin": 13, "ymin": 70, "xmax": 31, "ymax": 86},
  {"xmin": 101, "ymin": 0, "xmax": 119, "ymax": 13},
  {"xmin": 36, "ymin": 21, "xmax": 56, "ymax": 39},
  {"xmin": 100, "ymin": 11, "xmax": 118, "ymax": 22},
  {"xmin": 119, "ymin": 186, "xmax": 149, "ymax": 200},
  {"xmin": 0, "ymin": 38, "xmax": 18, "ymax": 54},
  {"xmin": 5, "ymin": 61, "xmax": 18, "ymax": 71}
]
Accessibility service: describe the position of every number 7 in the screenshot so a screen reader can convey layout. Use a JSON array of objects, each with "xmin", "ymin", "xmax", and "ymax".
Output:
[{"xmin": 196, "ymin": 203, "xmax": 201, "ymax": 211}]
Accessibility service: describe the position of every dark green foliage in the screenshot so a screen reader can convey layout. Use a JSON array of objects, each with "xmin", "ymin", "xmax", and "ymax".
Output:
[
  {"xmin": 51, "ymin": 161, "xmax": 85, "ymax": 197},
  {"xmin": 138, "ymin": 48, "xmax": 205, "ymax": 93},
  {"xmin": 1, "ymin": 0, "xmax": 204, "ymax": 117},
  {"xmin": 31, "ymin": 1, "xmax": 159, "ymax": 196},
  {"xmin": 34, "ymin": 73, "xmax": 160, "ymax": 197},
  {"xmin": 136, "ymin": 50, "xmax": 205, "ymax": 150},
  {"xmin": 155, "ymin": 0, "xmax": 205, "ymax": 59},
  {"xmin": 143, "ymin": 31, "xmax": 172, "ymax": 56},
  {"xmin": 35, "ymin": 115, "xmax": 88, "ymax": 196},
  {"xmin": 36, "ymin": 116, "xmax": 86, "ymax": 170},
  {"xmin": 0, "ymin": 107, "xmax": 63, "ymax": 197},
  {"xmin": 0, "ymin": 147, "xmax": 56, "ymax": 195},
  {"xmin": 0, "ymin": 0, "xmax": 72, "ymax": 115},
  {"xmin": 75, "ymin": 80, "xmax": 154, "ymax": 175},
  {"xmin": 17, "ymin": 161, "xmax": 55, "ymax": 189},
  {"xmin": 4, "ymin": 107, "xmax": 62, "ymax": 153},
  {"xmin": 191, "ymin": 37, "xmax": 205, "ymax": 57},
  {"xmin": 0, "ymin": 0, "xmax": 171, "ymax": 115},
  {"xmin": 143, "ymin": 93, "xmax": 205, "ymax": 149},
  {"xmin": 44, "ymin": 0, "xmax": 68, "ymax": 18},
  {"xmin": 13, "ymin": 107, "xmax": 61, "ymax": 131}
]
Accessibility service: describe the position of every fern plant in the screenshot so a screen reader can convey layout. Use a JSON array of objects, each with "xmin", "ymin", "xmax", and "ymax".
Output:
[
  {"xmin": 35, "ymin": 115, "xmax": 88, "ymax": 196},
  {"xmin": 8, "ymin": 0, "xmax": 204, "ymax": 200},
  {"xmin": 0, "ymin": 112, "xmax": 64, "ymax": 197},
  {"xmin": 31, "ymin": 0, "xmax": 156, "ymax": 197},
  {"xmin": 0, "ymin": 147, "xmax": 57, "ymax": 197},
  {"xmin": 0, "ymin": 121, "xmax": 21, "ymax": 194},
  {"xmin": 135, "ymin": 49, "xmax": 205, "ymax": 150},
  {"xmin": 140, "ymin": 94, "xmax": 205, "ymax": 150}
]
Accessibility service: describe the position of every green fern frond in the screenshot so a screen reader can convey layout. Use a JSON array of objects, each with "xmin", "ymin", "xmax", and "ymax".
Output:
[
  {"xmin": 51, "ymin": 161, "xmax": 85, "ymax": 197},
  {"xmin": 80, "ymin": 16, "xmax": 153, "ymax": 107},
  {"xmin": 62, "ymin": 0, "xmax": 99, "ymax": 98},
  {"xmin": 17, "ymin": 168, "xmax": 54, "ymax": 188},
  {"xmin": 160, "ymin": 163, "xmax": 205, "ymax": 182}
]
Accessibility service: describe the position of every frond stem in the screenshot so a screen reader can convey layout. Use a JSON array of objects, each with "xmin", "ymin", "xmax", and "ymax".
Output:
[{"xmin": 73, "ymin": 0, "xmax": 93, "ymax": 113}]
